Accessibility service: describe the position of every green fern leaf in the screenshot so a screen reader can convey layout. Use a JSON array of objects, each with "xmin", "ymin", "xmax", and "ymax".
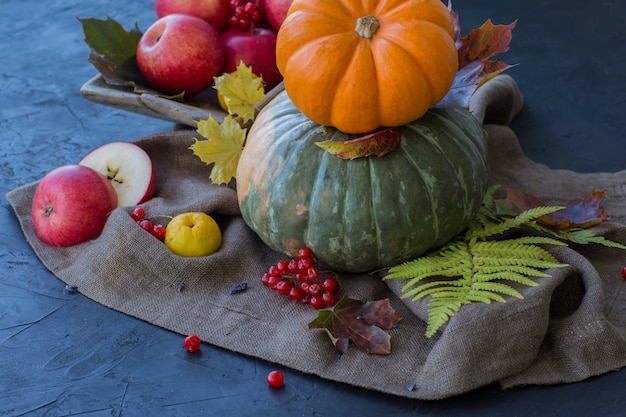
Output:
[
  {"xmin": 385, "ymin": 186, "xmax": 626, "ymax": 338},
  {"xmin": 425, "ymin": 302, "xmax": 463, "ymax": 338},
  {"xmin": 527, "ymin": 223, "xmax": 626, "ymax": 249}
]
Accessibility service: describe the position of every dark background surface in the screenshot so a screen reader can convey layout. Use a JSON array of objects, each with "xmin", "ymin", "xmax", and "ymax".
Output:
[{"xmin": 2, "ymin": 1, "xmax": 625, "ymax": 415}]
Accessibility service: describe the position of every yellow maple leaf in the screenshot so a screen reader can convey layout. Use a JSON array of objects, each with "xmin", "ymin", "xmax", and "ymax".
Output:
[
  {"xmin": 213, "ymin": 61, "xmax": 265, "ymax": 123},
  {"xmin": 190, "ymin": 115, "xmax": 247, "ymax": 185}
]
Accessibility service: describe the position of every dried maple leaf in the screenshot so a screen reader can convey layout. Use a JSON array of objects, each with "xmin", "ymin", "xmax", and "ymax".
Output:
[
  {"xmin": 213, "ymin": 61, "xmax": 266, "ymax": 123},
  {"xmin": 190, "ymin": 115, "xmax": 247, "ymax": 185},
  {"xmin": 315, "ymin": 128, "xmax": 401, "ymax": 160},
  {"xmin": 437, "ymin": 1, "xmax": 517, "ymax": 109},
  {"xmin": 307, "ymin": 295, "xmax": 402, "ymax": 356},
  {"xmin": 78, "ymin": 16, "xmax": 145, "ymax": 86},
  {"xmin": 495, "ymin": 187, "xmax": 610, "ymax": 230}
]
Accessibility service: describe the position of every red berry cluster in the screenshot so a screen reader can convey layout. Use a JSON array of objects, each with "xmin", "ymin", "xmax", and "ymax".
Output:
[
  {"xmin": 228, "ymin": 0, "xmax": 263, "ymax": 31},
  {"xmin": 131, "ymin": 207, "xmax": 165, "ymax": 241},
  {"xmin": 262, "ymin": 247, "xmax": 339, "ymax": 309}
]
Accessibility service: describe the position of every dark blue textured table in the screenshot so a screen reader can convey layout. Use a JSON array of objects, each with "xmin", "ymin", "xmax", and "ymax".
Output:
[{"xmin": 2, "ymin": 1, "xmax": 625, "ymax": 415}]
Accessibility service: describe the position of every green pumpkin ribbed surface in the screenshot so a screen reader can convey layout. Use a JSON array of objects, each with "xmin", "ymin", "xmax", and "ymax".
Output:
[{"xmin": 236, "ymin": 91, "xmax": 488, "ymax": 272}]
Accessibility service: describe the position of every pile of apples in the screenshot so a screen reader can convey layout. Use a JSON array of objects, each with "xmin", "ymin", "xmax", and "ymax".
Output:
[
  {"xmin": 136, "ymin": 0, "xmax": 294, "ymax": 97},
  {"xmin": 31, "ymin": 142, "xmax": 156, "ymax": 247}
]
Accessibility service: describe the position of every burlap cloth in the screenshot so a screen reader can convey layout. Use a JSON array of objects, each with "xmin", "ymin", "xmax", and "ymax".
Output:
[{"xmin": 6, "ymin": 75, "xmax": 626, "ymax": 400}]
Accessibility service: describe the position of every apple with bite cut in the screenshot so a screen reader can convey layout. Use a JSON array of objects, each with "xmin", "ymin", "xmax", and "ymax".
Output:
[
  {"xmin": 154, "ymin": 0, "xmax": 231, "ymax": 32},
  {"xmin": 136, "ymin": 14, "xmax": 224, "ymax": 97},
  {"xmin": 31, "ymin": 165, "xmax": 118, "ymax": 247},
  {"xmin": 220, "ymin": 27, "xmax": 282, "ymax": 91},
  {"xmin": 265, "ymin": 0, "xmax": 293, "ymax": 31},
  {"xmin": 79, "ymin": 142, "xmax": 156, "ymax": 207}
]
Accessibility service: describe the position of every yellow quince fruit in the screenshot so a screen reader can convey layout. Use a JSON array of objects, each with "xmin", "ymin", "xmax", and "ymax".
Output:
[{"xmin": 164, "ymin": 212, "xmax": 221, "ymax": 257}]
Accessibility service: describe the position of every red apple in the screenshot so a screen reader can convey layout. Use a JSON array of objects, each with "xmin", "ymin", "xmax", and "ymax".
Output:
[
  {"xmin": 136, "ymin": 14, "xmax": 225, "ymax": 97},
  {"xmin": 265, "ymin": 0, "xmax": 293, "ymax": 31},
  {"xmin": 154, "ymin": 0, "xmax": 231, "ymax": 32},
  {"xmin": 79, "ymin": 142, "xmax": 156, "ymax": 207},
  {"xmin": 220, "ymin": 27, "xmax": 282, "ymax": 91},
  {"xmin": 31, "ymin": 165, "xmax": 118, "ymax": 247}
]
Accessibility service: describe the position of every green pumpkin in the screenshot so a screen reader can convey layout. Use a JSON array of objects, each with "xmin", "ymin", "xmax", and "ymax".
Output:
[{"xmin": 236, "ymin": 91, "xmax": 488, "ymax": 273}]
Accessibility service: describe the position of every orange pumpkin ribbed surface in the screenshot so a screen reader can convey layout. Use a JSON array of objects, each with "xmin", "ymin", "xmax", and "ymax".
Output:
[{"xmin": 276, "ymin": 0, "xmax": 458, "ymax": 134}]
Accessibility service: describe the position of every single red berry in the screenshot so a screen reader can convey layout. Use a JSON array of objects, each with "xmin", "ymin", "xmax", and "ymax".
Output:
[
  {"xmin": 307, "ymin": 267, "xmax": 320, "ymax": 280},
  {"xmin": 261, "ymin": 272, "xmax": 271, "ymax": 286},
  {"xmin": 322, "ymin": 291, "xmax": 337, "ymax": 307},
  {"xmin": 295, "ymin": 272, "xmax": 308, "ymax": 283},
  {"xmin": 268, "ymin": 265, "xmax": 280, "ymax": 276},
  {"xmin": 131, "ymin": 207, "xmax": 146, "ymax": 222},
  {"xmin": 266, "ymin": 274, "xmax": 281, "ymax": 289},
  {"xmin": 152, "ymin": 223, "xmax": 166, "ymax": 241},
  {"xmin": 139, "ymin": 219, "xmax": 154, "ymax": 233},
  {"xmin": 266, "ymin": 370, "xmax": 285, "ymax": 388},
  {"xmin": 288, "ymin": 286, "xmax": 304, "ymax": 301},
  {"xmin": 622, "ymin": 266, "xmax": 626, "ymax": 280},
  {"xmin": 275, "ymin": 279, "xmax": 292, "ymax": 295},
  {"xmin": 322, "ymin": 277, "xmax": 337, "ymax": 292},
  {"xmin": 275, "ymin": 260, "xmax": 289, "ymax": 274},
  {"xmin": 309, "ymin": 295, "xmax": 325, "ymax": 309},
  {"xmin": 287, "ymin": 259, "xmax": 300, "ymax": 274},
  {"xmin": 297, "ymin": 247, "xmax": 313, "ymax": 259},
  {"xmin": 297, "ymin": 257, "xmax": 313, "ymax": 271},
  {"xmin": 300, "ymin": 282, "xmax": 310, "ymax": 293},
  {"xmin": 308, "ymin": 283, "xmax": 322, "ymax": 296},
  {"xmin": 183, "ymin": 335, "xmax": 201, "ymax": 353}
]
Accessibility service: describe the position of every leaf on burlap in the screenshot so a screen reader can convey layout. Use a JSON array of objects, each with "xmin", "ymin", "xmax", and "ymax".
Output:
[
  {"xmin": 315, "ymin": 128, "xmax": 401, "ymax": 160},
  {"xmin": 213, "ymin": 61, "xmax": 266, "ymax": 123},
  {"xmin": 190, "ymin": 115, "xmax": 247, "ymax": 185},
  {"xmin": 386, "ymin": 185, "xmax": 626, "ymax": 337},
  {"xmin": 495, "ymin": 187, "xmax": 610, "ymax": 230},
  {"xmin": 78, "ymin": 16, "xmax": 145, "ymax": 86},
  {"xmin": 307, "ymin": 295, "xmax": 402, "ymax": 356},
  {"xmin": 437, "ymin": 1, "xmax": 517, "ymax": 109}
]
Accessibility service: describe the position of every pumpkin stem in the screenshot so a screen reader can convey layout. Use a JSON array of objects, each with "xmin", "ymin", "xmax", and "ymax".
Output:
[{"xmin": 354, "ymin": 15, "xmax": 380, "ymax": 40}]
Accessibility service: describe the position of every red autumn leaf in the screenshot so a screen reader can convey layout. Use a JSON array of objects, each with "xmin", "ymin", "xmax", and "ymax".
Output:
[
  {"xmin": 437, "ymin": 1, "xmax": 517, "ymax": 109},
  {"xmin": 315, "ymin": 128, "xmax": 401, "ymax": 160},
  {"xmin": 307, "ymin": 295, "xmax": 402, "ymax": 356},
  {"xmin": 496, "ymin": 187, "xmax": 610, "ymax": 230}
]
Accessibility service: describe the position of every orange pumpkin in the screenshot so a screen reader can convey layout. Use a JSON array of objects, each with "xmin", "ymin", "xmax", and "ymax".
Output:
[{"xmin": 276, "ymin": 0, "xmax": 458, "ymax": 134}]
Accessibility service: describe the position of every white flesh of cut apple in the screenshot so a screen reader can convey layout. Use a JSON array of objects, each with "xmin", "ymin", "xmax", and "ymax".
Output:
[{"xmin": 79, "ymin": 142, "xmax": 155, "ymax": 207}]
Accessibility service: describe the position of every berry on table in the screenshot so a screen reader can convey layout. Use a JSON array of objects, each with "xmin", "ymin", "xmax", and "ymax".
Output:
[
  {"xmin": 622, "ymin": 266, "xmax": 626, "ymax": 280},
  {"xmin": 266, "ymin": 370, "xmax": 284, "ymax": 388},
  {"xmin": 183, "ymin": 335, "xmax": 201, "ymax": 353}
]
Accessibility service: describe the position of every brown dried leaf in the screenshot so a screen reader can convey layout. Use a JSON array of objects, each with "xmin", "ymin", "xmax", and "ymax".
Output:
[
  {"xmin": 307, "ymin": 296, "xmax": 402, "ymax": 356},
  {"xmin": 315, "ymin": 128, "xmax": 401, "ymax": 160},
  {"xmin": 496, "ymin": 187, "xmax": 610, "ymax": 230},
  {"xmin": 437, "ymin": 2, "xmax": 517, "ymax": 109}
]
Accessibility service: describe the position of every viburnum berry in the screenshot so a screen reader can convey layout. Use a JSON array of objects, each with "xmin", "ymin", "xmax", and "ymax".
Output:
[
  {"xmin": 152, "ymin": 223, "xmax": 166, "ymax": 241},
  {"xmin": 322, "ymin": 277, "xmax": 337, "ymax": 292},
  {"xmin": 622, "ymin": 266, "xmax": 626, "ymax": 280},
  {"xmin": 275, "ymin": 279, "xmax": 292, "ymax": 296},
  {"xmin": 322, "ymin": 291, "xmax": 337, "ymax": 307},
  {"xmin": 183, "ymin": 335, "xmax": 201, "ymax": 353},
  {"xmin": 131, "ymin": 207, "xmax": 146, "ymax": 222},
  {"xmin": 288, "ymin": 286, "xmax": 304, "ymax": 301},
  {"xmin": 139, "ymin": 219, "xmax": 154, "ymax": 233},
  {"xmin": 260, "ymin": 247, "xmax": 340, "ymax": 310},
  {"xmin": 297, "ymin": 247, "xmax": 313, "ymax": 259},
  {"xmin": 309, "ymin": 295, "xmax": 325, "ymax": 310},
  {"xmin": 266, "ymin": 370, "xmax": 285, "ymax": 388}
]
